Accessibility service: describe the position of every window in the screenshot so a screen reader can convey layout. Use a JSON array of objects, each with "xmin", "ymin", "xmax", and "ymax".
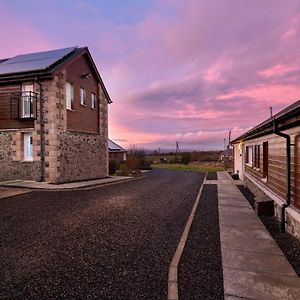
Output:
[
  {"xmin": 246, "ymin": 146, "xmax": 253, "ymax": 166},
  {"xmin": 91, "ymin": 93, "xmax": 96, "ymax": 109},
  {"xmin": 21, "ymin": 83, "xmax": 34, "ymax": 118},
  {"xmin": 255, "ymin": 145, "xmax": 260, "ymax": 168},
  {"xmin": 24, "ymin": 133, "xmax": 33, "ymax": 161},
  {"xmin": 66, "ymin": 82, "xmax": 74, "ymax": 110},
  {"xmin": 80, "ymin": 88, "xmax": 86, "ymax": 105},
  {"xmin": 263, "ymin": 142, "xmax": 268, "ymax": 178}
]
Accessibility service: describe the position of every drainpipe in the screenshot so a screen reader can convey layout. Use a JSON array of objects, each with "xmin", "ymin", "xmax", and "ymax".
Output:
[
  {"xmin": 36, "ymin": 80, "xmax": 45, "ymax": 182},
  {"xmin": 273, "ymin": 119, "xmax": 291, "ymax": 233}
]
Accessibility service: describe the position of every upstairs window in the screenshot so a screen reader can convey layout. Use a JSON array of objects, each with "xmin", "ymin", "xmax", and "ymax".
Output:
[
  {"xmin": 80, "ymin": 87, "xmax": 86, "ymax": 105},
  {"xmin": 66, "ymin": 82, "xmax": 74, "ymax": 110},
  {"xmin": 91, "ymin": 93, "xmax": 96, "ymax": 109},
  {"xmin": 21, "ymin": 83, "xmax": 34, "ymax": 118}
]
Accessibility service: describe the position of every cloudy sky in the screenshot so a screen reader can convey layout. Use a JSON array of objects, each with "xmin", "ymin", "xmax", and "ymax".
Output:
[{"xmin": 1, "ymin": 0, "xmax": 300, "ymax": 150}]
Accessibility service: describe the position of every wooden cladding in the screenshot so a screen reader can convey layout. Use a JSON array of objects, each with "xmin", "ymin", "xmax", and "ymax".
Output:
[
  {"xmin": 244, "ymin": 129, "xmax": 300, "ymax": 209},
  {"xmin": 0, "ymin": 84, "xmax": 34, "ymax": 129},
  {"xmin": 66, "ymin": 54, "xmax": 100, "ymax": 134}
]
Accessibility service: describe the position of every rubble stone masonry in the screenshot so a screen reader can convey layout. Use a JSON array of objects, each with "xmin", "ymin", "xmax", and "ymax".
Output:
[{"xmin": 0, "ymin": 130, "xmax": 40, "ymax": 181}]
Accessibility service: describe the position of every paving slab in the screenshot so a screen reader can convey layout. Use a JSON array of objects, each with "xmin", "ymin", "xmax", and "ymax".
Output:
[
  {"xmin": 223, "ymin": 268, "xmax": 300, "ymax": 300},
  {"xmin": 217, "ymin": 171, "xmax": 300, "ymax": 300}
]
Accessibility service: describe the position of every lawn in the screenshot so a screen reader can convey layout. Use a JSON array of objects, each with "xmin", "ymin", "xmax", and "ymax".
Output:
[{"xmin": 153, "ymin": 163, "xmax": 225, "ymax": 173}]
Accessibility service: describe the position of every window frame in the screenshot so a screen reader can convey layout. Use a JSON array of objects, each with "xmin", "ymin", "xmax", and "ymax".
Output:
[
  {"xmin": 66, "ymin": 81, "xmax": 74, "ymax": 110},
  {"xmin": 80, "ymin": 87, "xmax": 86, "ymax": 106},
  {"xmin": 21, "ymin": 83, "xmax": 34, "ymax": 118},
  {"xmin": 91, "ymin": 92, "xmax": 96, "ymax": 109}
]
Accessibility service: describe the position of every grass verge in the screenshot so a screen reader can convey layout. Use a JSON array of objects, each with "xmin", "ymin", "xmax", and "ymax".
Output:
[{"xmin": 153, "ymin": 163, "xmax": 225, "ymax": 173}]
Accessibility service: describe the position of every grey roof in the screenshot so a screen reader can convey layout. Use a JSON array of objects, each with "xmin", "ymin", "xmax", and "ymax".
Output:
[
  {"xmin": 108, "ymin": 139, "xmax": 126, "ymax": 152},
  {"xmin": 231, "ymin": 99, "xmax": 300, "ymax": 143},
  {"xmin": 0, "ymin": 47, "xmax": 76, "ymax": 75}
]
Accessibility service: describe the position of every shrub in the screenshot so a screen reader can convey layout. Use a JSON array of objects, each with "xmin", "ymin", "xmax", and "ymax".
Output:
[{"xmin": 181, "ymin": 152, "xmax": 191, "ymax": 165}]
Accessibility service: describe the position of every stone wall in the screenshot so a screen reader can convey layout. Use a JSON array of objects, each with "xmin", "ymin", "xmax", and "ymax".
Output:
[
  {"xmin": 58, "ymin": 131, "xmax": 108, "ymax": 183},
  {"xmin": 0, "ymin": 130, "xmax": 40, "ymax": 181}
]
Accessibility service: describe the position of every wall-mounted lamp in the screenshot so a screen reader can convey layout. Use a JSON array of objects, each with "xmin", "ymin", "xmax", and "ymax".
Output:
[{"xmin": 82, "ymin": 73, "xmax": 93, "ymax": 79}]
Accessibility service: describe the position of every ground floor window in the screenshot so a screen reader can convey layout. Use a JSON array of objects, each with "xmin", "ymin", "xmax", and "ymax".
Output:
[
  {"xmin": 24, "ymin": 133, "xmax": 33, "ymax": 161},
  {"xmin": 263, "ymin": 141, "xmax": 268, "ymax": 178}
]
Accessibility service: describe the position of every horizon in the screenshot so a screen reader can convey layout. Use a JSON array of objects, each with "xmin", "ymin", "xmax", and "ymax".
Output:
[{"xmin": 1, "ymin": 0, "xmax": 300, "ymax": 150}]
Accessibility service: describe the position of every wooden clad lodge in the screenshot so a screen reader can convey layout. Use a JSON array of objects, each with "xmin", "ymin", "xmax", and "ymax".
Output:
[
  {"xmin": 231, "ymin": 100, "xmax": 300, "ymax": 239},
  {"xmin": 0, "ymin": 47, "xmax": 112, "ymax": 183}
]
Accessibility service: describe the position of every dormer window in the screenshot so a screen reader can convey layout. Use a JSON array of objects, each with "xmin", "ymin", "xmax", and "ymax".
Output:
[{"xmin": 80, "ymin": 87, "xmax": 86, "ymax": 105}]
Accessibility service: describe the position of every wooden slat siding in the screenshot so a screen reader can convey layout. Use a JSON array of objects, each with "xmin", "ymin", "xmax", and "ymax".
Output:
[
  {"xmin": 244, "ymin": 125, "xmax": 300, "ymax": 209},
  {"xmin": 0, "ymin": 84, "xmax": 34, "ymax": 129},
  {"xmin": 66, "ymin": 53, "xmax": 99, "ymax": 133}
]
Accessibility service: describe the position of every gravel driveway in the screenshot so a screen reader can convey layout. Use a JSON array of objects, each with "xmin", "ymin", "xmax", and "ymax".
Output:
[{"xmin": 0, "ymin": 168, "xmax": 204, "ymax": 299}]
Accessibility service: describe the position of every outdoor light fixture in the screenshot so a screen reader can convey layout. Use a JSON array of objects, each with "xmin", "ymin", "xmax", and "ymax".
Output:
[{"xmin": 82, "ymin": 73, "xmax": 93, "ymax": 79}]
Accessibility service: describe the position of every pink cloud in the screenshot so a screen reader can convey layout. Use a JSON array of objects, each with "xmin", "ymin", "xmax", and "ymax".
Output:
[{"xmin": 0, "ymin": 6, "xmax": 53, "ymax": 57}]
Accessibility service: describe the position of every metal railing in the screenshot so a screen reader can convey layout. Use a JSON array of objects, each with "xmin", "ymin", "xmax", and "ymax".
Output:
[{"xmin": 10, "ymin": 91, "xmax": 37, "ymax": 120}]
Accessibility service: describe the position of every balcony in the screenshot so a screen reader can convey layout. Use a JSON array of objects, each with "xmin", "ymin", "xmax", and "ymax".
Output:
[{"xmin": 10, "ymin": 91, "xmax": 37, "ymax": 120}]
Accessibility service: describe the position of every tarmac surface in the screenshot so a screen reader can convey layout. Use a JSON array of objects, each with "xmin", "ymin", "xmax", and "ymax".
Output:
[
  {"xmin": 0, "ymin": 168, "xmax": 204, "ymax": 299},
  {"xmin": 1, "ymin": 169, "xmax": 299, "ymax": 299}
]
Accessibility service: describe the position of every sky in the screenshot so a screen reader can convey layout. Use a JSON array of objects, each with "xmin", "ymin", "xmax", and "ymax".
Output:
[{"xmin": 1, "ymin": 0, "xmax": 300, "ymax": 151}]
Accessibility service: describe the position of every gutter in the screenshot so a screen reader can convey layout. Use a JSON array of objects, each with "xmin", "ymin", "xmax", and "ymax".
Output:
[{"xmin": 273, "ymin": 119, "xmax": 292, "ymax": 233}]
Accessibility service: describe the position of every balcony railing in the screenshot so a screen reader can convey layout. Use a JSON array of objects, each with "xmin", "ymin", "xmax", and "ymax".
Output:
[{"xmin": 10, "ymin": 91, "xmax": 37, "ymax": 120}]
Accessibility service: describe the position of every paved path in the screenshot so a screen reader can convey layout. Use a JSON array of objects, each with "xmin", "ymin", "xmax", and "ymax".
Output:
[
  {"xmin": 0, "ymin": 176, "xmax": 133, "ymax": 190},
  {"xmin": 216, "ymin": 171, "xmax": 300, "ymax": 300}
]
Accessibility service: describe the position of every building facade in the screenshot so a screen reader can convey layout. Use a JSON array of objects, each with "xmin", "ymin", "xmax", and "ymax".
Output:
[
  {"xmin": 232, "ymin": 100, "xmax": 300, "ymax": 239},
  {"xmin": 108, "ymin": 139, "xmax": 127, "ymax": 162},
  {"xmin": 0, "ymin": 47, "xmax": 111, "ymax": 183}
]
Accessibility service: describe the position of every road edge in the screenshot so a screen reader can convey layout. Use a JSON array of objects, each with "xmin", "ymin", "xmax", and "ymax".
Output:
[{"xmin": 167, "ymin": 173, "xmax": 207, "ymax": 300}]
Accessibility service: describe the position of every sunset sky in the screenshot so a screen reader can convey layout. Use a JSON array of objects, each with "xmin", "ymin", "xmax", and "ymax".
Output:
[{"xmin": 1, "ymin": 0, "xmax": 300, "ymax": 150}]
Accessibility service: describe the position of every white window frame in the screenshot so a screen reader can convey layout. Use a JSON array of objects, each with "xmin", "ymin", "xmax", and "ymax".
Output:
[
  {"xmin": 247, "ymin": 146, "xmax": 253, "ymax": 166},
  {"xmin": 66, "ymin": 82, "xmax": 74, "ymax": 110},
  {"xmin": 80, "ymin": 87, "xmax": 86, "ymax": 105},
  {"xmin": 91, "ymin": 92, "xmax": 96, "ymax": 109},
  {"xmin": 24, "ymin": 133, "xmax": 33, "ymax": 161},
  {"xmin": 21, "ymin": 83, "xmax": 34, "ymax": 118}
]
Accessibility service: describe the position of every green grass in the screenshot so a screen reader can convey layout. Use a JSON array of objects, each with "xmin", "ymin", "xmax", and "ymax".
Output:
[{"xmin": 153, "ymin": 163, "xmax": 225, "ymax": 173}]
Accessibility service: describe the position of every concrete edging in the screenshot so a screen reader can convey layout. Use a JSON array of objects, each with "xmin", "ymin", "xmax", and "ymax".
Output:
[{"xmin": 167, "ymin": 173, "xmax": 207, "ymax": 300}]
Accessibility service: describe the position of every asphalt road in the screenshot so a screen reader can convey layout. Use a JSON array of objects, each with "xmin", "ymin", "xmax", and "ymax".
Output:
[{"xmin": 0, "ymin": 168, "xmax": 205, "ymax": 299}]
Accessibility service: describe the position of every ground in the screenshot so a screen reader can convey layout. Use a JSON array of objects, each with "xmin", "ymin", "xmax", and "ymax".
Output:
[{"xmin": 0, "ymin": 168, "xmax": 225, "ymax": 299}]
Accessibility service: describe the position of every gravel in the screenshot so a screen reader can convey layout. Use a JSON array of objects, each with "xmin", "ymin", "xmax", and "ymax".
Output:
[
  {"xmin": 0, "ymin": 168, "xmax": 204, "ymax": 299},
  {"xmin": 179, "ymin": 184, "xmax": 224, "ymax": 299},
  {"xmin": 237, "ymin": 185, "xmax": 300, "ymax": 276}
]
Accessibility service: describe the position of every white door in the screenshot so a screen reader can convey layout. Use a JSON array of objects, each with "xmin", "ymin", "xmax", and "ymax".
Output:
[{"xmin": 24, "ymin": 133, "xmax": 33, "ymax": 161}]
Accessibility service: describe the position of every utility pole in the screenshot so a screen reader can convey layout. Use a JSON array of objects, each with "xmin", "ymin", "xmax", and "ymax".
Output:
[{"xmin": 227, "ymin": 130, "xmax": 231, "ymax": 163}]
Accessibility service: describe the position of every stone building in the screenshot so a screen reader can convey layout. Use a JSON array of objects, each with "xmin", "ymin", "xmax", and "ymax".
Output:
[
  {"xmin": 0, "ymin": 47, "xmax": 112, "ymax": 183},
  {"xmin": 231, "ymin": 100, "xmax": 300, "ymax": 240}
]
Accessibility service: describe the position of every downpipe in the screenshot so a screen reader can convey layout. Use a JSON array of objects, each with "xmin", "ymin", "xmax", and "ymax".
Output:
[
  {"xmin": 36, "ymin": 79, "xmax": 45, "ymax": 182},
  {"xmin": 273, "ymin": 120, "xmax": 291, "ymax": 233}
]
